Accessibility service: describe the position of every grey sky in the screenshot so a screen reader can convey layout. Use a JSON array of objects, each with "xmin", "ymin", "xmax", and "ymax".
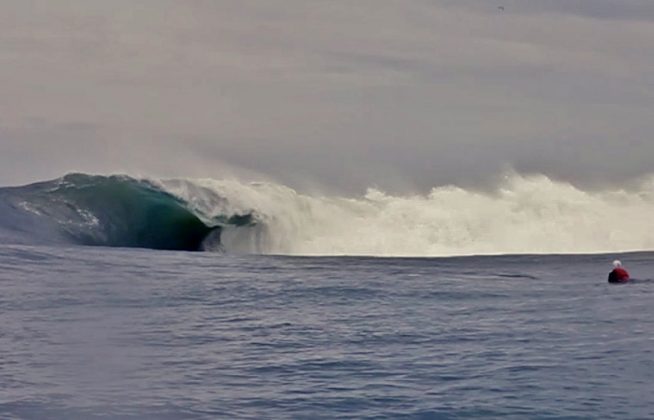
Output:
[{"xmin": 0, "ymin": 0, "xmax": 652, "ymax": 193}]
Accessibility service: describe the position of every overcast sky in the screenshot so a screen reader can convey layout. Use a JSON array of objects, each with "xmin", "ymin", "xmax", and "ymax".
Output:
[{"xmin": 0, "ymin": 0, "xmax": 652, "ymax": 193}]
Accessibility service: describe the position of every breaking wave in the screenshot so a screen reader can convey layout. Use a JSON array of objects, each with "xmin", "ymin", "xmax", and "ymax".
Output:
[
  {"xmin": 0, "ymin": 173, "xmax": 252, "ymax": 251},
  {"xmin": 2, "ymin": 172, "xmax": 654, "ymax": 256}
]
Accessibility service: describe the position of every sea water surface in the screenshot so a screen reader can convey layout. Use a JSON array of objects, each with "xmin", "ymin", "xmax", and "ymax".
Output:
[{"xmin": 1, "ymin": 244, "xmax": 653, "ymax": 419}]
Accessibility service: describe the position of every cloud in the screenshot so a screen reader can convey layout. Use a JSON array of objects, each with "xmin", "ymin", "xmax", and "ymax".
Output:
[
  {"xmin": 494, "ymin": 0, "xmax": 654, "ymax": 22},
  {"xmin": 0, "ymin": 0, "xmax": 652, "ymax": 192}
]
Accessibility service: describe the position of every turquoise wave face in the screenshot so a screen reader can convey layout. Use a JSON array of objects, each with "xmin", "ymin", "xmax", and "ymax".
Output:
[{"xmin": 0, "ymin": 173, "xmax": 251, "ymax": 251}]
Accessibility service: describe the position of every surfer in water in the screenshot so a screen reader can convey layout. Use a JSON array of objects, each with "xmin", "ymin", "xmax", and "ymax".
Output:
[{"xmin": 608, "ymin": 260, "xmax": 630, "ymax": 283}]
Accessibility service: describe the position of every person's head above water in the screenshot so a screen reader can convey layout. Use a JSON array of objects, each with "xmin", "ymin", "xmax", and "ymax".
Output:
[{"xmin": 608, "ymin": 259, "xmax": 630, "ymax": 283}]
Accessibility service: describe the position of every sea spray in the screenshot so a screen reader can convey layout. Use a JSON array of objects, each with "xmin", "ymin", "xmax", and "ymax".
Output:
[{"xmin": 161, "ymin": 173, "xmax": 654, "ymax": 256}]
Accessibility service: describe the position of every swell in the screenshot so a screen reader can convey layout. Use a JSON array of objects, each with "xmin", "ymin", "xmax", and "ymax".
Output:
[{"xmin": 0, "ymin": 174, "xmax": 252, "ymax": 251}]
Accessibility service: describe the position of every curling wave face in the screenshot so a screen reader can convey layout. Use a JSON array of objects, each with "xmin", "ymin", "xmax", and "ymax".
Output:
[
  {"xmin": 2, "ymin": 172, "xmax": 654, "ymax": 255},
  {"xmin": 0, "ymin": 174, "xmax": 252, "ymax": 251}
]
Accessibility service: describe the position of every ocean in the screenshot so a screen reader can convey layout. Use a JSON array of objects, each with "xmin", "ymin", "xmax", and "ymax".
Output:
[{"xmin": 1, "ymin": 174, "xmax": 654, "ymax": 419}]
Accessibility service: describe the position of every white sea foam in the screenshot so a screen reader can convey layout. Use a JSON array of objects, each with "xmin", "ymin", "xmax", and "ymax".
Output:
[{"xmin": 161, "ymin": 173, "xmax": 654, "ymax": 257}]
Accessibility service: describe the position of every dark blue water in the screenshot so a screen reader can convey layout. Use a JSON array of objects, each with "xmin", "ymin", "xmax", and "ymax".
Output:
[{"xmin": 1, "ymin": 245, "xmax": 653, "ymax": 419}]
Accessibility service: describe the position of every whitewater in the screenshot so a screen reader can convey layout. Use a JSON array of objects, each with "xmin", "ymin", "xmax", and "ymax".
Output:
[
  {"xmin": 2, "ymin": 172, "xmax": 654, "ymax": 256},
  {"xmin": 168, "ymin": 173, "xmax": 654, "ymax": 256}
]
